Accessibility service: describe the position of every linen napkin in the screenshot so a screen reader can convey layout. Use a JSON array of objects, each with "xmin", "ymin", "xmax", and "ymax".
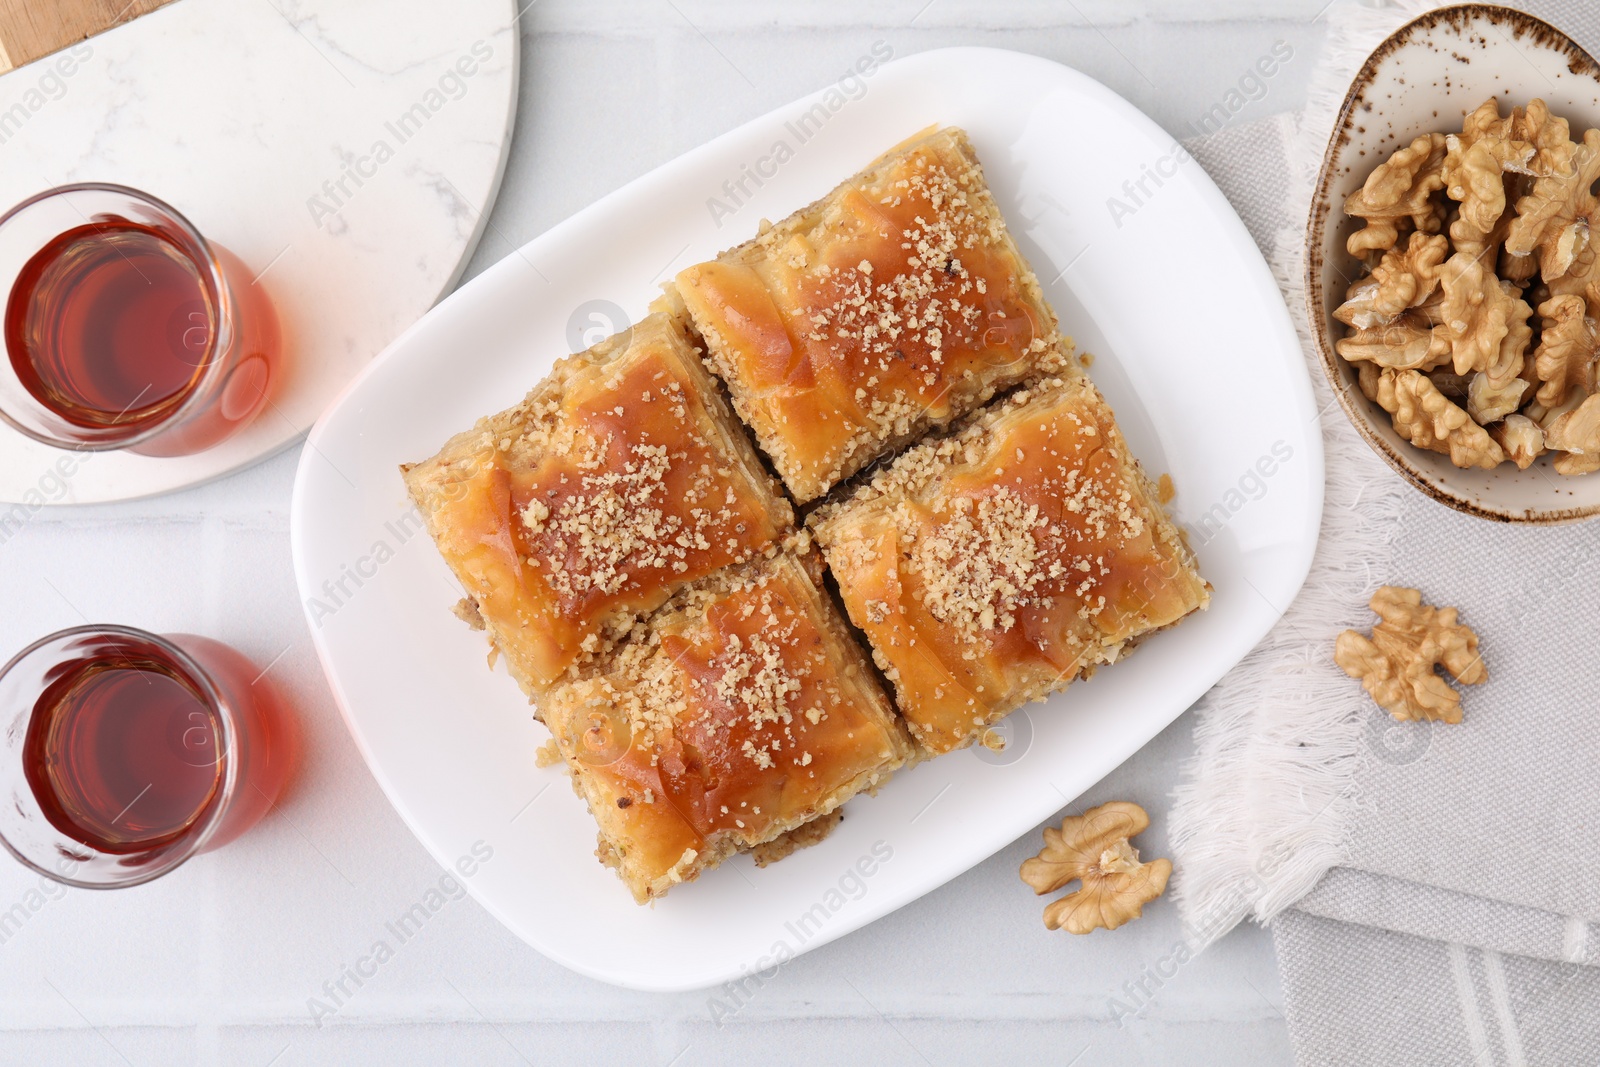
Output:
[
  {"xmin": 1274, "ymin": 910, "xmax": 1600, "ymax": 1065},
  {"xmin": 1167, "ymin": 0, "xmax": 1600, "ymax": 1062}
]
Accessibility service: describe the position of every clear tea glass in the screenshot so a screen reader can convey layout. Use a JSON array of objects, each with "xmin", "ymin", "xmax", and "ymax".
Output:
[
  {"xmin": 0, "ymin": 184, "xmax": 282, "ymax": 457},
  {"xmin": 0, "ymin": 625, "xmax": 299, "ymax": 888}
]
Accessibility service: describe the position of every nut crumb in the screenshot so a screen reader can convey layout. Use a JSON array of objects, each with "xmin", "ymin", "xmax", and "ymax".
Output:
[
  {"xmin": 451, "ymin": 597, "xmax": 485, "ymax": 631},
  {"xmin": 751, "ymin": 809, "xmax": 843, "ymax": 867}
]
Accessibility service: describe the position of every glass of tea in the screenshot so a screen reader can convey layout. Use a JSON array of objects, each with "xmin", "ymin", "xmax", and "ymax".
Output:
[
  {"xmin": 0, "ymin": 625, "xmax": 299, "ymax": 888},
  {"xmin": 0, "ymin": 184, "xmax": 282, "ymax": 457}
]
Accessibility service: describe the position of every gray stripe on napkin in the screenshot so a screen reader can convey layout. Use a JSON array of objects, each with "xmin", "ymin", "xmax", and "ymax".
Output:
[{"xmin": 1275, "ymin": 909, "xmax": 1600, "ymax": 1067}]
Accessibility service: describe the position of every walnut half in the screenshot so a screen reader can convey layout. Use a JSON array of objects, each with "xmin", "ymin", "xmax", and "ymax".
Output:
[
  {"xmin": 1334, "ymin": 586, "xmax": 1486, "ymax": 725},
  {"xmin": 1019, "ymin": 801, "xmax": 1172, "ymax": 934},
  {"xmin": 1373, "ymin": 369, "xmax": 1506, "ymax": 469}
]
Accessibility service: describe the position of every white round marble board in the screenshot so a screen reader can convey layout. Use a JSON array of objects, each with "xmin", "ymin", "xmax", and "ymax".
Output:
[
  {"xmin": 0, "ymin": 0, "xmax": 519, "ymax": 504},
  {"xmin": 292, "ymin": 47, "xmax": 1326, "ymax": 991}
]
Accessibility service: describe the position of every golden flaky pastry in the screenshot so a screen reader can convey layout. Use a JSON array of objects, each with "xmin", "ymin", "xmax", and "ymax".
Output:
[
  {"xmin": 542, "ymin": 551, "xmax": 912, "ymax": 903},
  {"xmin": 1335, "ymin": 586, "xmax": 1486, "ymax": 725},
  {"xmin": 809, "ymin": 372, "xmax": 1207, "ymax": 756},
  {"xmin": 401, "ymin": 313, "xmax": 794, "ymax": 696},
  {"xmin": 668, "ymin": 126, "xmax": 1063, "ymax": 503},
  {"xmin": 1019, "ymin": 801, "xmax": 1172, "ymax": 934},
  {"xmin": 1373, "ymin": 369, "xmax": 1506, "ymax": 469}
]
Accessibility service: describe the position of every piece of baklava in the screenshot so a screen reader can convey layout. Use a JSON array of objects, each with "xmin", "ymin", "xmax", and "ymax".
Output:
[
  {"xmin": 542, "ymin": 550, "xmax": 913, "ymax": 903},
  {"xmin": 664, "ymin": 125, "xmax": 1067, "ymax": 503},
  {"xmin": 810, "ymin": 373, "xmax": 1209, "ymax": 756},
  {"xmin": 401, "ymin": 313, "xmax": 794, "ymax": 697}
]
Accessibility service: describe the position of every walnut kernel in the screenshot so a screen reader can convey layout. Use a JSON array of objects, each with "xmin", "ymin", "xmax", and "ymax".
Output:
[
  {"xmin": 1373, "ymin": 369, "xmax": 1506, "ymax": 469},
  {"xmin": 1019, "ymin": 801, "xmax": 1171, "ymax": 934},
  {"xmin": 1337, "ymin": 97, "xmax": 1600, "ymax": 475},
  {"xmin": 1334, "ymin": 586, "xmax": 1486, "ymax": 725}
]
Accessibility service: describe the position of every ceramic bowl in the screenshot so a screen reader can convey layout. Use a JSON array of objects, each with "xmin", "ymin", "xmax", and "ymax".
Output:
[{"xmin": 1307, "ymin": 3, "xmax": 1600, "ymax": 522}]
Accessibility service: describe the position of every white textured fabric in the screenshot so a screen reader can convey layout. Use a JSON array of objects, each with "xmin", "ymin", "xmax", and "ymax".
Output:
[{"xmin": 1170, "ymin": 0, "xmax": 1600, "ymax": 1061}]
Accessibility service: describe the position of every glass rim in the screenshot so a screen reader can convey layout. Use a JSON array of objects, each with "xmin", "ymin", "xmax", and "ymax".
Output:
[
  {"xmin": 0, "ymin": 182, "xmax": 238, "ymax": 452},
  {"xmin": 0, "ymin": 623, "xmax": 244, "ymax": 889}
]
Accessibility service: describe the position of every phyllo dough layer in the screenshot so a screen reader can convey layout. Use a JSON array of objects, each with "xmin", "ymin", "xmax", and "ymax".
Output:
[
  {"xmin": 667, "ymin": 125, "xmax": 1067, "ymax": 502},
  {"xmin": 402, "ymin": 312, "xmax": 793, "ymax": 697},
  {"xmin": 810, "ymin": 373, "xmax": 1208, "ymax": 755},
  {"xmin": 542, "ymin": 550, "xmax": 913, "ymax": 902}
]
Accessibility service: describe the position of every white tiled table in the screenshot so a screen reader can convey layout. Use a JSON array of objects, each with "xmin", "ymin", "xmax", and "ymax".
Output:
[{"xmin": 0, "ymin": 2, "xmax": 1330, "ymax": 1062}]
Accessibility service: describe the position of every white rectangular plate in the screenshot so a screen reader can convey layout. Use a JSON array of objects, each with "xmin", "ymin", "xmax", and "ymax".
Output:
[{"xmin": 290, "ymin": 47, "xmax": 1323, "ymax": 992}]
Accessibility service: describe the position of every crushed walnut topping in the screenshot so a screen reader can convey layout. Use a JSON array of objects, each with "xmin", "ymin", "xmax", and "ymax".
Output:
[
  {"xmin": 685, "ymin": 580, "xmax": 837, "ymax": 772},
  {"xmin": 912, "ymin": 487, "xmax": 1048, "ymax": 640},
  {"xmin": 680, "ymin": 131, "xmax": 1068, "ymax": 502},
  {"xmin": 802, "ymin": 162, "xmax": 990, "ymax": 366},
  {"xmin": 850, "ymin": 381, "xmax": 1154, "ymax": 641},
  {"xmin": 783, "ymin": 155, "xmax": 1046, "ymax": 489},
  {"xmin": 808, "ymin": 373, "xmax": 1208, "ymax": 756},
  {"xmin": 557, "ymin": 561, "xmax": 891, "ymax": 791},
  {"xmin": 522, "ymin": 437, "xmax": 732, "ymax": 600}
]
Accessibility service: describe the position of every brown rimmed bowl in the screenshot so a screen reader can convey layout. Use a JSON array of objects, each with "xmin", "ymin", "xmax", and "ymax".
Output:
[{"xmin": 1307, "ymin": 3, "xmax": 1600, "ymax": 523}]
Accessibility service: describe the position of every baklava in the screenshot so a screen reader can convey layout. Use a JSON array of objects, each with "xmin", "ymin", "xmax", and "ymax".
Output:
[
  {"xmin": 665, "ymin": 125, "xmax": 1067, "ymax": 503},
  {"xmin": 541, "ymin": 550, "xmax": 913, "ymax": 902},
  {"xmin": 402, "ymin": 313, "xmax": 793, "ymax": 697},
  {"xmin": 810, "ymin": 373, "xmax": 1209, "ymax": 755}
]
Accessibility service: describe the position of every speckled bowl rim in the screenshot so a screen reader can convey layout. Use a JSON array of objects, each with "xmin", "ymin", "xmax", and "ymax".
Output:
[{"xmin": 1305, "ymin": 2, "xmax": 1600, "ymax": 525}]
